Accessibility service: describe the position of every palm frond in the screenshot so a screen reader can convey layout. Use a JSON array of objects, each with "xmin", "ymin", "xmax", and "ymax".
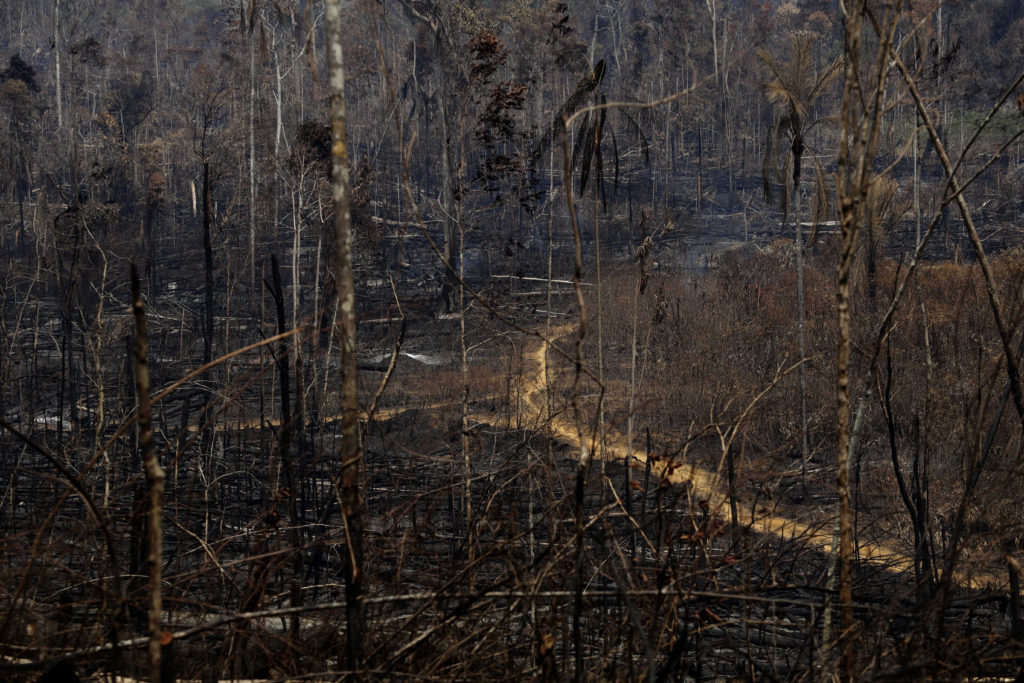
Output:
[
  {"xmin": 867, "ymin": 175, "xmax": 899, "ymax": 224},
  {"xmin": 594, "ymin": 98, "xmax": 607, "ymax": 206},
  {"xmin": 572, "ymin": 112, "xmax": 594, "ymax": 192},
  {"xmin": 535, "ymin": 59, "xmax": 607, "ymax": 160},
  {"xmin": 760, "ymin": 48, "xmax": 802, "ymax": 115},
  {"xmin": 761, "ymin": 38, "xmax": 840, "ymax": 124},
  {"xmin": 807, "ymin": 55, "xmax": 844, "ymax": 105}
]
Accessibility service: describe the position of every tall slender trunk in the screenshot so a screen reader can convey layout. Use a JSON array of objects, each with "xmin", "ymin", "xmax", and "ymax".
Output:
[
  {"xmin": 794, "ymin": 180, "xmax": 809, "ymax": 491},
  {"xmin": 705, "ymin": 0, "xmax": 718, "ymax": 88},
  {"xmin": 325, "ymin": 1, "xmax": 362, "ymax": 671},
  {"xmin": 696, "ymin": 127, "xmax": 703, "ymax": 216},
  {"xmin": 292, "ymin": 190, "xmax": 301, "ymax": 336},
  {"xmin": 593, "ymin": 154, "xmax": 605, "ymax": 474},
  {"xmin": 458, "ymin": 139, "xmax": 472, "ymax": 563},
  {"xmin": 275, "ymin": 57, "xmax": 283, "ymax": 157},
  {"xmin": 836, "ymin": 4, "xmax": 868, "ymax": 676},
  {"xmin": 153, "ymin": 26, "xmax": 159, "ymax": 90},
  {"xmin": 249, "ymin": 25, "xmax": 257, "ymax": 297},
  {"xmin": 836, "ymin": 193, "xmax": 856, "ymax": 680},
  {"xmin": 625, "ymin": 256, "xmax": 643, "ymax": 558},
  {"xmin": 436, "ymin": 67, "xmax": 456, "ymax": 315},
  {"xmin": 54, "ymin": 0, "xmax": 62, "ymax": 130},
  {"xmin": 131, "ymin": 265, "xmax": 164, "ymax": 683},
  {"xmin": 269, "ymin": 254, "xmax": 301, "ymax": 640},
  {"xmin": 913, "ymin": 111, "xmax": 921, "ymax": 247},
  {"xmin": 201, "ymin": 161, "xmax": 215, "ymax": 456},
  {"xmin": 202, "ymin": 162, "xmax": 214, "ymax": 367},
  {"xmin": 16, "ymin": 158, "xmax": 25, "ymax": 253}
]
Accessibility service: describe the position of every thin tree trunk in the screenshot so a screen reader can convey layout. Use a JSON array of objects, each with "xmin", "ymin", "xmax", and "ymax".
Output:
[
  {"xmin": 640, "ymin": 427, "xmax": 652, "ymax": 531},
  {"xmin": 249, "ymin": 21, "xmax": 257, "ymax": 297},
  {"xmin": 292, "ymin": 190, "xmax": 301, "ymax": 336},
  {"xmin": 913, "ymin": 111, "xmax": 921, "ymax": 247},
  {"xmin": 836, "ymin": 3, "xmax": 900, "ymax": 675},
  {"xmin": 593, "ymin": 153, "xmax": 606, "ymax": 474},
  {"xmin": 131, "ymin": 265, "xmax": 164, "ymax": 683},
  {"xmin": 275, "ymin": 57, "xmax": 283, "ymax": 157},
  {"xmin": 269, "ymin": 254, "xmax": 302, "ymax": 641},
  {"xmin": 836, "ymin": 4, "xmax": 868, "ymax": 676},
  {"xmin": 54, "ymin": 0, "xmax": 62, "ymax": 129},
  {"xmin": 325, "ymin": 1, "xmax": 362, "ymax": 671},
  {"xmin": 795, "ymin": 183, "xmax": 809, "ymax": 491},
  {"xmin": 436, "ymin": 73, "xmax": 456, "ymax": 315},
  {"xmin": 626, "ymin": 241, "xmax": 646, "ymax": 558},
  {"xmin": 705, "ymin": 0, "xmax": 718, "ymax": 88},
  {"xmin": 458, "ymin": 145, "xmax": 472, "ymax": 564},
  {"xmin": 201, "ymin": 161, "xmax": 215, "ymax": 456}
]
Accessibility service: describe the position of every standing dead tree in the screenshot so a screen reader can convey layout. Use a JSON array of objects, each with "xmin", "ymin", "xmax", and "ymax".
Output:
[
  {"xmin": 130, "ymin": 264, "xmax": 165, "ymax": 683},
  {"xmin": 834, "ymin": 0, "xmax": 900, "ymax": 676},
  {"xmin": 325, "ymin": 0, "xmax": 362, "ymax": 672}
]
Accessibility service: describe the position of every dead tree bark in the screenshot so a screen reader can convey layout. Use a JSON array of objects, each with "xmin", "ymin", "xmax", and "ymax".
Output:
[
  {"xmin": 325, "ymin": 0, "xmax": 363, "ymax": 671},
  {"xmin": 131, "ymin": 264, "xmax": 165, "ymax": 683},
  {"xmin": 201, "ymin": 160, "xmax": 215, "ymax": 457},
  {"xmin": 835, "ymin": 1, "xmax": 899, "ymax": 676},
  {"xmin": 835, "ymin": 3, "xmax": 866, "ymax": 677},
  {"xmin": 268, "ymin": 254, "xmax": 302, "ymax": 640}
]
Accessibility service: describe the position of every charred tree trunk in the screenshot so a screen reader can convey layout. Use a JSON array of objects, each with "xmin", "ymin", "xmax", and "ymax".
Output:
[
  {"xmin": 201, "ymin": 160, "xmax": 215, "ymax": 455},
  {"xmin": 268, "ymin": 253, "xmax": 303, "ymax": 641}
]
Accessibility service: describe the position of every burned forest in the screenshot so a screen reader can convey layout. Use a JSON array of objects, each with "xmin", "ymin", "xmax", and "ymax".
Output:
[{"xmin": 6, "ymin": 0, "xmax": 1024, "ymax": 680}]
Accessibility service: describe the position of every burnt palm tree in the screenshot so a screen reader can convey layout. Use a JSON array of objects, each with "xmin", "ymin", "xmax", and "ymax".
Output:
[
  {"xmin": 760, "ymin": 37, "xmax": 841, "ymax": 490},
  {"xmin": 761, "ymin": 38, "xmax": 841, "ymax": 222},
  {"xmin": 537, "ymin": 58, "xmax": 652, "ymax": 208}
]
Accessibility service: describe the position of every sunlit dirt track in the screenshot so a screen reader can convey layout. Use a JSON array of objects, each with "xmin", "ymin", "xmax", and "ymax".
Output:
[{"xmin": 519, "ymin": 324, "xmax": 927, "ymax": 578}]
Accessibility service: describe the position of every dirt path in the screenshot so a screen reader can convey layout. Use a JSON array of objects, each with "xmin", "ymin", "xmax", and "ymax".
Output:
[{"xmin": 520, "ymin": 324, "xmax": 918, "ymax": 576}]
